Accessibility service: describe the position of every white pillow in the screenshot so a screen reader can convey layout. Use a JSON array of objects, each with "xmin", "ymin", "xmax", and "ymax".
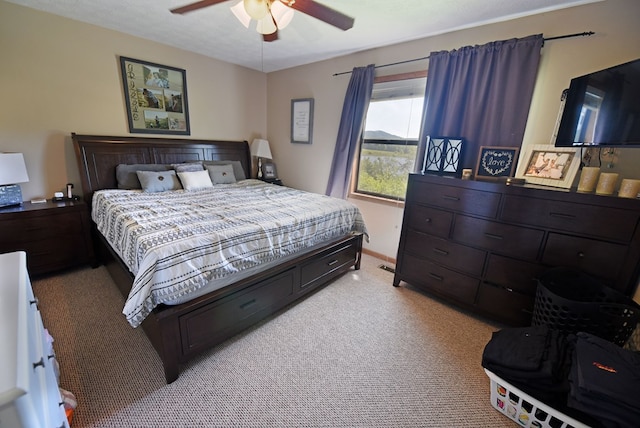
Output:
[
  {"xmin": 177, "ymin": 170, "xmax": 214, "ymax": 191},
  {"xmin": 206, "ymin": 164, "xmax": 236, "ymax": 184}
]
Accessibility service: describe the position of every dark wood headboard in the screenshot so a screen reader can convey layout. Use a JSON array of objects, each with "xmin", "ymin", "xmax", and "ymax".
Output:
[{"xmin": 72, "ymin": 133, "xmax": 251, "ymax": 203}]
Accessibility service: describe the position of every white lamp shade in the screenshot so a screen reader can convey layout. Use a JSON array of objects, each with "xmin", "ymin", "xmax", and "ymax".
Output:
[
  {"xmin": 250, "ymin": 139, "xmax": 272, "ymax": 159},
  {"xmin": 256, "ymin": 14, "xmax": 277, "ymax": 35},
  {"xmin": 243, "ymin": 0, "xmax": 269, "ymax": 20},
  {"xmin": 0, "ymin": 153, "xmax": 29, "ymax": 185},
  {"xmin": 271, "ymin": 1, "xmax": 294, "ymax": 29},
  {"xmin": 230, "ymin": 1, "xmax": 252, "ymax": 28}
]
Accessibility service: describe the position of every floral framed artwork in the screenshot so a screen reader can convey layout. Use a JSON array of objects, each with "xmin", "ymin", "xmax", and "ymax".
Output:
[
  {"xmin": 519, "ymin": 145, "xmax": 580, "ymax": 188},
  {"xmin": 119, "ymin": 56, "xmax": 190, "ymax": 135},
  {"xmin": 475, "ymin": 146, "xmax": 519, "ymax": 181}
]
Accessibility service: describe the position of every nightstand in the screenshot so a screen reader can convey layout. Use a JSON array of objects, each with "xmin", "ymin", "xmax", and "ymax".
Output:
[
  {"xmin": 0, "ymin": 200, "xmax": 95, "ymax": 275},
  {"xmin": 260, "ymin": 178, "xmax": 283, "ymax": 186}
]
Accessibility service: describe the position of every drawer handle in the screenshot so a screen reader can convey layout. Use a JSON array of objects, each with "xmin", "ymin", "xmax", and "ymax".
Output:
[
  {"xmin": 577, "ymin": 251, "xmax": 585, "ymax": 259},
  {"xmin": 428, "ymin": 272, "xmax": 444, "ymax": 281},
  {"xmin": 432, "ymin": 248, "xmax": 449, "ymax": 256},
  {"xmin": 327, "ymin": 259, "xmax": 339, "ymax": 266},
  {"xmin": 442, "ymin": 195, "xmax": 460, "ymax": 201},
  {"xmin": 424, "ymin": 218, "xmax": 432, "ymax": 223},
  {"xmin": 30, "ymin": 297, "xmax": 39, "ymax": 306},
  {"xmin": 240, "ymin": 299, "xmax": 256, "ymax": 310},
  {"xmin": 33, "ymin": 357, "xmax": 45, "ymax": 370},
  {"xmin": 484, "ymin": 232, "xmax": 503, "ymax": 240},
  {"xmin": 549, "ymin": 212, "xmax": 576, "ymax": 220}
]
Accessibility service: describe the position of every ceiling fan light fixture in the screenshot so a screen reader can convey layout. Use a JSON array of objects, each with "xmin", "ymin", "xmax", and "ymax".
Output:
[
  {"xmin": 243, "ymin": 0, "xmax": 269, "ymax": 20},
  {"xmin": 230, "ymin": 1, "xmax": 251, "ymax": 28},
  {"xmin": 256, "ymin": 14, "xmax": 277, "ymax": 35},
  {"xmin": 270, "ymin": 0, "xmax": 294, "ymax": 29}
]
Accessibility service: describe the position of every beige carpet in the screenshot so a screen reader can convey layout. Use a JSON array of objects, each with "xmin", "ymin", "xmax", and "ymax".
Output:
[{"xmin": 33, "ymin": 254, "xmax": 516, "ymax": 427}]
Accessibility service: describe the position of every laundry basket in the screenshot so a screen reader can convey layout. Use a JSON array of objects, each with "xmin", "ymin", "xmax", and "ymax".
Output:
[{"xmin": 532, "ymin": 267, "xmax": 640, "ymax": 346}]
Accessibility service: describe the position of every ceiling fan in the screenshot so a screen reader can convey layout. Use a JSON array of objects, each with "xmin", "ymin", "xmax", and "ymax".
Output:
[{"xmin": 171, "ymin": 0, "xmax": 355, "ymax": 42}]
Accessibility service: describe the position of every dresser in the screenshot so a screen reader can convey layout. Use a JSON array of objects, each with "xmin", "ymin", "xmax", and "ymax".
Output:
[
  {"xmin": 0, "ymin": 201, "xmax": 95, "ymax": 276},
  {"xmin": 0, "ymin": 251, "xmax": 69, "ymax": 428},
  {"xmin": 394, "ymin": 173, "xmax": 640, "ymax": 326}
]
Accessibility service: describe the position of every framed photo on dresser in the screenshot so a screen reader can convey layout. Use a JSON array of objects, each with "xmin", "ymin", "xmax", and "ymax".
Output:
[{"xmin": 519, "ymin": 145, "xmax": 580, "ymax": 188}]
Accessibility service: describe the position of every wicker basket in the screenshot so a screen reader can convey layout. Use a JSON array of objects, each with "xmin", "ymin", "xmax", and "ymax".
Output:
[{"xmin": 532, "ymin": 268, "xmax": 640, "ymax": 346}]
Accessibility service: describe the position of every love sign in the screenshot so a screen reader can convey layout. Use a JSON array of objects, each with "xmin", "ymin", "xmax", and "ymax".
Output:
[{"xmin": 475, "ymin": 146, "xmax": 519, "ymax": 180}]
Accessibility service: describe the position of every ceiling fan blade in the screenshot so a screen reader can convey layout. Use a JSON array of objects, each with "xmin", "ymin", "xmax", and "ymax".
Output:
[
  {"xmin": 171, "ymin": 0, "xmax": 229, "ymax": 15},
  {"xmin": 286, "ymin": 0, "xmax": 354, "ymax": 31}
]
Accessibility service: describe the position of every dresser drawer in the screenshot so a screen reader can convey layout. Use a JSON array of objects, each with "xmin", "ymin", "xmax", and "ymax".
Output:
[
  {"xmin": 405, "ymin": 231, "xmax": 485, "ymax": 276},
  {"xmin": 542, "ymin": 233, "xmax": 628, "ymax": 282},
  {"xmin": 453, "ymin": 215, "xmax": 544, "ymax": 260},
  {"xmin": 476, "ymin": 284, "xmax": 534, "ymax": 326},
  {"xmin": 409, "ymin": 184, "xmax": 501, "ymax": 218},
  {"xmin": 501, "ymin": 195, "xmax": 639, "ymax": 241},
  {"xmin": 300, "ymin": 241, "xmax": 358, "ymax": 289},
  {"xmin": 399, "ymin": 253, "xmax": 479, "ymax": 304},
  {"xmin": 0, "ymin": 236, "xmax": 90, "ymax": 275},
  {"xmin": 406, "ymin": 205, "xmax": 453, "ymax": 238},
  {"xmin": 484, "ymin": 254, "xmax": 544, "ymax": 296},
  {"xmin": 0, "ymin": 211, "xmax": 82, "ymax": 242},
  {"xmin": 180, "ymin": 269, "xmax": 295, "ymax": 352}
]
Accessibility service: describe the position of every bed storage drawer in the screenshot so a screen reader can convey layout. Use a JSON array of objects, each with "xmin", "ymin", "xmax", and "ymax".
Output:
[
  {"xmin": 180, "ymin": 270, "xmax": 295, "ymax": 353},
  {"xmin": 300, "ymin": 240, "xmax": 358, "ymax": 289}
]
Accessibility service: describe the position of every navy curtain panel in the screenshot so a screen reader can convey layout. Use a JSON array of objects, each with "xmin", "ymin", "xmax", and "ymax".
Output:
[
  {"xmin": 325, "ymin": 64, "xmax": 375, "ymax": 198},
  {"xmin": 418, "ymin": 34, "xmax": 544, "ymax": 171}
]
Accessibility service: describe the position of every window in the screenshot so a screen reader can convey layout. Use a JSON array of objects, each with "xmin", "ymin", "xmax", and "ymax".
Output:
[{"xmin": 353, "ymin": 74, "xmax": 426, "ymax": 200}]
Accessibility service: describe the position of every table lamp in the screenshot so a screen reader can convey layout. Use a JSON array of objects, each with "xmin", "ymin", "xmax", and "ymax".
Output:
[
  {"xmin": 250, "ymin": 139, "xmax": 272, "ymax": 178},
  {"xmin": 0, "ymin": 153, "xmax": 30, "ymax": 208}
]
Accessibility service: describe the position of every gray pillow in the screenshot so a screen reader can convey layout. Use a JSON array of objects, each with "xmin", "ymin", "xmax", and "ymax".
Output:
[
  {"xmin": 116, "ymin": 164, "xmax": 171, "ymax": 189},
  {"xmin": 206, "ymin": 164, "xmax": 236, "ymax": 184},
  {"xmin": 172, "ymin": 162, "xmax": 204, "ymax": 173},
  {"xmin": 136, "ymin": 170, "xmax": 182, "ymax": 193},
  {"xmin": 203, "ymin": 160, "xmax": 246, "ymax": 180}
]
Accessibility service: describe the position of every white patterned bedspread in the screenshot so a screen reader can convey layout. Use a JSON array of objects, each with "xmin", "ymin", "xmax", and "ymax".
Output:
[{"xmin": 92, "ymin": 180, "xmax": 368, "ymax": 327}]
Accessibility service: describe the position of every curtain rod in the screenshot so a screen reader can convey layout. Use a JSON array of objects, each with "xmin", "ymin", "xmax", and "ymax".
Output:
[{"xmin": 332, "ymin": 31, "xmax": 595, "ymax": 76}]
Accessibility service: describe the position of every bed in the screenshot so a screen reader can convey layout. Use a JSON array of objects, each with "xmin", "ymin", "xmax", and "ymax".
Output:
[{"xmin": 72, "ymin": 133, "xmax": 366, "ymax": 383}]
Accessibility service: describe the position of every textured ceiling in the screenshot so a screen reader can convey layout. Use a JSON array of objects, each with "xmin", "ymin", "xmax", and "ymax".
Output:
[{"xmin": 7, "ymin": 0, "xmax": 601, "ymax": 72}]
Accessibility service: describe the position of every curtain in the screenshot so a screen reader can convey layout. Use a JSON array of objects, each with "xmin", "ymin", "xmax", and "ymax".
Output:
[
  {"xmin": 417, "ymin": 34, "xmax": 544, "ymax": 171},
  {"xmin": 325, "ymin": 64, "xmax": 375, "ymax": 198}
]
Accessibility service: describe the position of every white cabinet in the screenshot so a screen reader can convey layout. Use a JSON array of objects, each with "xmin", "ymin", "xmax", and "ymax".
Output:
[{"xmin": 0, "ymin": 251, "xmax": 69, "ymax": 428}]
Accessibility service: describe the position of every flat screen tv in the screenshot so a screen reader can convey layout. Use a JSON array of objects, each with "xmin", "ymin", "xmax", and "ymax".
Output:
[{"xmin": 555, "ymin": 58, "xmax": 640, "ymax": 147}]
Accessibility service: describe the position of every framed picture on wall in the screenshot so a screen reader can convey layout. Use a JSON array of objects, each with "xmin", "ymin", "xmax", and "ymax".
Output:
[
  {"xmin": 519, "ymin": 145, "xmax": 580, "ymax": 188},
  {"xmin": 119, "ymin": 56, "xmax": 190, "ymax": 135},
  {"xmin": 291, "ymin": 98, "xmax": 314, "ymax": 144},
  {"xmin": 475, "ymin": 146, "xmax": 519, "ymax": 181}
]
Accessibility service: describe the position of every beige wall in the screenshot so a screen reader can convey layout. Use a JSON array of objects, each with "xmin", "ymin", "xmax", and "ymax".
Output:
[
  {"xmin": 267, "ymin": 0, "xmax": 640, "ymax": 261},
  {"xmin": 2, "ymin": 0, "xmax": 640, "ymax": 297},
  {"xmin": 0, "ymin": 1, "xmax": 267, "ymax": 201}
]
